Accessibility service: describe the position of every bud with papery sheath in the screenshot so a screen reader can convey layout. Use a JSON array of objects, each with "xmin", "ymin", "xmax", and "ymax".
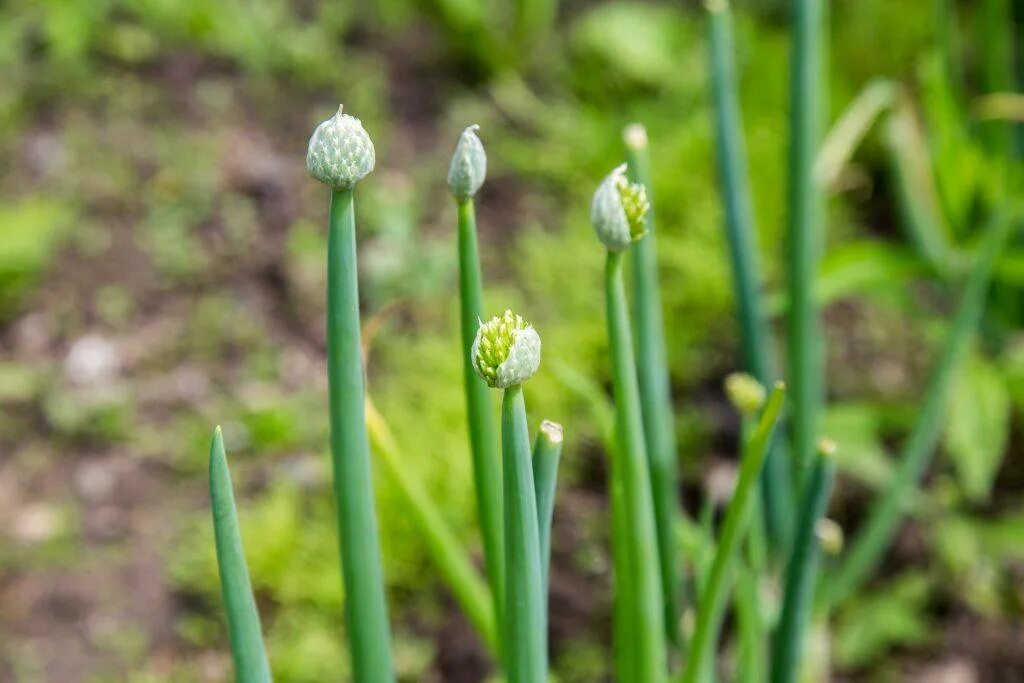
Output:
[
  {"xmin": 472, "ymin": 310, "xmax": 542, "ymax": 389},
  {"xmin": 590, "ymin": 163, "xmax": 650, "ymax": 251},
  {"xmin": 448, "ymin": 125, "xmax": 487, "ymax": 201},
  {"xmin": 306, "ymin": 105, "xmax": 375, "ymax": 189}
]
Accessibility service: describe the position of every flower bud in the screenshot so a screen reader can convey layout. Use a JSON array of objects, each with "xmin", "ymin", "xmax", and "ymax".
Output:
[
  {"xmin": 448, "ymin": 124, "xmax": 487, "ymax": 201},
  {"xmin": 472, "ymin": 310, "xmax": 542, "ymax": 388},
  {"xmin": 816, "ymin": 518, "xmax": 844, "ymax": 556},
  {"xmin": 816, "ymin": 437, "xmax": 837, "ymax": 458},
  {"xmin": 591, "ymin": 164, "xmax": 650, "ymax": 251},
  {"xmin": 306, "ymin": 105, "xmax": 375, "ymax": 189},
  {"xmin": 724, "ymin": 373, "xmax": 766, "ymax": 416}
]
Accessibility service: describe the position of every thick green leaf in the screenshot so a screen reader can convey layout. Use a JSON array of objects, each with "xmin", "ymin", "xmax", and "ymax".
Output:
[
  {"xmin": 834, "ymin": 572, "xmax": 932, "ymax": 667},
  {"xmin": 943, "ymin": 349, "xmax": 1011, "ymax": 501}
]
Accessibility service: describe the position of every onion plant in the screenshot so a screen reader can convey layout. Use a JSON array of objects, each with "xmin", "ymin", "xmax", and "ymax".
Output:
[{"xmin": 591, "ymin": 164, "xmax": 668, "ymax": 681}]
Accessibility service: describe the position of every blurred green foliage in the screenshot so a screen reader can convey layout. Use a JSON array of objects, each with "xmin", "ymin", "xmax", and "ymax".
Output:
[{"xmin": 0, "ymin": 0, "xmax": 1021, "ymax": 680}]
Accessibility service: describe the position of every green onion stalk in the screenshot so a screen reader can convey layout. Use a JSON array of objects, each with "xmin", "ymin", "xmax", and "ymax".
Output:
[
  {"xmin": 623, "ymin": 123, "xmax": 684, "ymax": 647},
  {"xmin": 706, "ymin": 0, "xmax": 793, "ymax": 549},
  {"xmin": 681, "ymin": 378, "xmax": 786, "ymax": 683},
  {"xmin": 449, "ymin": 125, "xmax": 505, "ymax": 646},
  {"xmin": 209, "ymin": 427, "xmax": 273, "ymax": 683},
  {"xmin": 827, "ymin": 209, "xmax": 1016, "ymax": 606},
  {"xmin": 533, "ymin": 419, "xmax": 564, "ymax": 597},
  {"xmin": 786, "ymin": 0, "xmax": 828, "ymax": 489},
  {"xmin": 307, "ymin": 105, "xmax": 394, "ymax": 682},
  {"xmin": 473, "ymin": 311, "xmax": 548, "ymax": 683},
  {"xmin": 770, "ymin": 438, "xmax": 836, "ymax": 683},
  {"xmin": 591, "ymin": 164, "xmax": 668, "ymax": 681}
]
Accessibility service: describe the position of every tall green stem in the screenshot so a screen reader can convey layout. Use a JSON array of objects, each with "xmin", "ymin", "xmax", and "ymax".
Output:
[
  {"xmin": 502, "ymin": 385, "xmax": 547, "ymax": 683},
  {"xmin": 827, "ymin": 209, "xmax": 1015, "ymax": 606},
  {"xmin": 457, "ymin": 198, "xmax": 505, "ymax": 641},
  {"xmin": 707, "ymin": 0, "xmax": 794, "ymax": 549},
  {"xmin": 681, "ymin": 384, "xmax": 786, "ymax": 683},
  {"xmin": 606, "ymin": 250, "xmax": 667, "ymax": 682},
  {"xmin": 327, "ymin": 187, "xmax": 394, "ymax": 683},
  {"xmin": 787, "ymin": 0, "xmax": 828, "ymax": 488},
  {"xmin": 770, "ymin": 445, "xmax": 836, "ymax": 683},
  {"xmin": 209, "ymin": 427, "xmax": 272, "ymax": 683},
  {"xmin": 624, "ymin": 125, "xmax": 683, "ymax": 648},
  {"xmin": 532, "ymin": 420, "xmax": 563, "ymax": 597}
]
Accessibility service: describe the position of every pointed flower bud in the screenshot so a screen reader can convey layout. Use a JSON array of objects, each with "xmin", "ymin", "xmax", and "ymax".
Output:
[
  {"xmin": 306, "ymin": 105, "xmax": 375, "ymax": 189},
  {"xmin": 448, "ymin": 124, "xmax": 487, "ymax": 201},
  {"xmin": 472, "ymin": 310, "xmax": 542, "ymax": 388},
  {"xmin": 590, "ymin": 164, "xmax": 650, "ymax": 251},
  {"xmin": 725, "ymin": 372, "xmax": 766, "ymax": 416}
]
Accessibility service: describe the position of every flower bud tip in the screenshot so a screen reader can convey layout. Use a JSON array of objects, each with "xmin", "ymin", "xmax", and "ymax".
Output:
[{"xmin": 540, "ymin": 420, "xmax": 563, "ymax": 444}]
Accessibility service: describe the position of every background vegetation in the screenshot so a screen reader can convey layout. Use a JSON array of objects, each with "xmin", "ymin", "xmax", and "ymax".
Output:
[{"xmin": 0, "ymin": 0, "xmax": 1021, "ymax": 680}]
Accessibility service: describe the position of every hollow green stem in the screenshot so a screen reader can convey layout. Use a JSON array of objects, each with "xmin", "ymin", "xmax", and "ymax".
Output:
[
  {"xmin": 624, "ymin": 124, "xmax": 683, "ymax": 648},
  {"xmin": 770, "ymin": 445, "xmax": 836, "ymax": 683},
  {"xmin": 502, "ymin": 384, "xmax": 547, "ymax": 683},
  {"xmin": 457, "ymin": 198, "xmax": 505, "ymax": 642},
  {"xmin": 786, "ymin": 0, "xmax": 827, "ymax": 489},
  {"xmin": 827, "ymin": 209, "xmax": 1015, "ymax": 606},
  {"xmin": 365, "ymin": 398, "xmax": 498, "ymax": 654},
  {"xmin": 680, "ymin": 384, "xmax": 786, "ymax": 683},
  {"xmin": 735, "ymin": 564, "xmax": 765, "ymax": 683},
  {"xmin": 532, "ymin": 420, "xmax": 563, "ymax": 596},
  {"xmin": 209, "ymin": 427, "xmax": 272, "ymax": 683},
  {"xmin": 326, "ymin": 187, "xmax": 394, "ymax": 683},
  {"xmin": 605, "ymin": 249, "xmax": 668, "ymax": 682},
  {"xmin": 707, "ymin": 0, "xmax": 794, "ymax": 550}
]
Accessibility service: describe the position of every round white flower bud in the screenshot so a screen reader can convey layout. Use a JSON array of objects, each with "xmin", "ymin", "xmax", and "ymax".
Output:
[
  {"xmin": 448, "ymin": 124, "xmax": 487, "ymax": 201},
  {"xmin": 306, "ymin": 105, "xmax": 375, "ymax": 189},
  {"xmin": 472, "ymin": 310, "xmax": 542, "ymax": 389},
  {"xmin": 590, "ymin": 164, "xmax": 650, "ymax": 251}
]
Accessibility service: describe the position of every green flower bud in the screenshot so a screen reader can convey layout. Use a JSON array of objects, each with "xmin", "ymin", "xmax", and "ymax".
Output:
[
  {"xmin": 306, "ymin": 105, "xmax": 375, "ymax": 189},
  {"xmin": 590, "ymin": 164, "xmax": 650, "ymax": 251},
  {"xmin": 816, "ymin": 437, "xmax": 837, "ymax": 458},
  {"xmin": 472, "ymin": 310, "xmax": 542, "ymax": 389},
  {"xmin": 448, "ymin": 124, "xmax": 486, "ymax": 201},
  {"xmin": 724, "ymin": 372, "xmax": 766, "ymax": 415}
]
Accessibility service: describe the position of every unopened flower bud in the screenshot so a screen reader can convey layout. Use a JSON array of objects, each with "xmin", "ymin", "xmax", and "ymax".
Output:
[
  {"xmin": 816, "ymin": 518, "xmax": 844, "ymax": 556},
  {"xmin": 591, "ymin": 164, "xmax": 650, "ymax": 251},
  {"xmin": 725, "ymin": 373, "xmax": 766, "ymax": 415},
  {"xmin": 448, "ymin": 124, "xmax": 487, "ymax": 201},
  {"xmin": 816, "ymin": 437, "xmax": 837, "ymax": 458},
  {"xmin": 472, "ymin": 310, "xmax": 542, "ymax": 389},
  {"xmin": 306, "ymin": 105, "xmax": 375, "ymax": 189}
]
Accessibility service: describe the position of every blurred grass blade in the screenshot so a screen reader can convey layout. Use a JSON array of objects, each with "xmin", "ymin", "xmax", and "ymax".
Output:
[
  {"xmin": 786, "ymin": 0, "xmax": 828, "ymax": 489},
  {"xmin": 605, "ymin": 249, "xmax": 668, "ymax": 681},
  {"xmin": 707, "ymin": 0, "xmax": 793, "ymax": 551},
  {"xmin": 770, "ymin": 440, "xmax": 836, "ymax": 683},
  {"xmin": 885, "ymin": 99, "xmax": 957, "ymax": 274},
  {"xmin": 365, "ymin": 398, "xmax": 498, "ymax": 654},
  {"xmin": 209, "ymin": 427, "xmax": 273, "ymax": 683},
  {"xmin": 501, "ymin": 385, "xmax": 547, "ymax": 683},
  {"xmin": 814, "ymin": 79, "xmax": 896, "ymax": 190},
  {"xmin": 681, "ymin": 383, "xmax": 786, "ymax": 683},
  {"xmin": 977, "ymin": 0, "xmax": 1015, "ymax": 155},
  {"xmin": 827, "ymin": 209, "xmax": 1016, "ymax": 607},
  {"xmin": 456, "ymin": 197, "xmax": 505, "ymax": 646},
  {"xmin": 532, "ymin": 420, "xmax": 563, "ymax": 595},
  {"xmin": 624, "ymin": 123, "xmax": 683, "ymax": 648},
  {"xmin": 735, "ymin": 564, "xmax": 765, "ymax": 683}
]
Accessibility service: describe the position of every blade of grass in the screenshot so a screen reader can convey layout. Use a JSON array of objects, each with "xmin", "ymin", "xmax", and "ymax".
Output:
[
  {"xmin": 364, "ymin": 398, "xmax": 498, "ymax": 654},
  {"xmin": 532, "ymin": 419, "xmax": 563, "ymax": 596},
  {"xmin": 624, "ymin": 123, "xmax": 684, "ymax": 649},
  {"xmin": 707, "ymin": 0, "xmax": 793, "ymax": 551},
  {"xmin": 978, "ymin": 0, "xmax": 1015, "ymax": 155},
  {"xmin": 786, "ymin": 0, "xmax": 828, "ymax": 490},
  {"xmin": 502, "ymin": 384, "xmax": 547, "ymax": 683},
  {"xmin": 769, "ymin": 440, "xmax": 836, "ymax": 683},
  {"xmin": 827, "ymin": 208, "xmax": 1016, "ymax": 606},
  {"xmin": 457, "ymin": 197, "xmax": 505, "ymax": 647},
  {"xmin": 680, "ymin": 383, "xmax": 786, "ymax": 683},
  {"xmin": 734, "ymin": 564, "xmax": 765, "ymax": 683},
  {"xmin": 209, "ymin": 427, "xmax": 273, "ymax": 683},
  {"xmin": 327, "ymin": 187, "xmax": 394, "ymax": 682},
  {"xmin": 606, "ymin": 249, "xmax": 668, "ymax": 682},
  {"xmin": 814, "ymin": 79, "xmax": 897, "ymax": 190}
]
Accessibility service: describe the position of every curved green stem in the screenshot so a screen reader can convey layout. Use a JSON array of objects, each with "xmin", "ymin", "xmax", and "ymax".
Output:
[
  {"xmin": 457, "ymin": 198, "xmax": 505, "ymax": 643},
  {"xmin": 605, "ymin": 249, "xmax": 667, "ymax": 682},
  {"xmin": 681, "ymin": 384, "xmax": 786, "ymax": 683},
  {"xmin": 625, "ymin": 126, "xmax": 683, "ymax": 648},
  {"xmin": 770, "ymin": 447, "xmax": 836, "ymax": 683},
  {"xmin": 209, "ymin": 427, "xmax": 272, "ymax": 683},
  {"xmin": 502, "ymin": 385, "xmax": 547, "ymax": 683},
  {"xmin": 327, "ymin": 187, "xmax": 394, "ymax": 683}
]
